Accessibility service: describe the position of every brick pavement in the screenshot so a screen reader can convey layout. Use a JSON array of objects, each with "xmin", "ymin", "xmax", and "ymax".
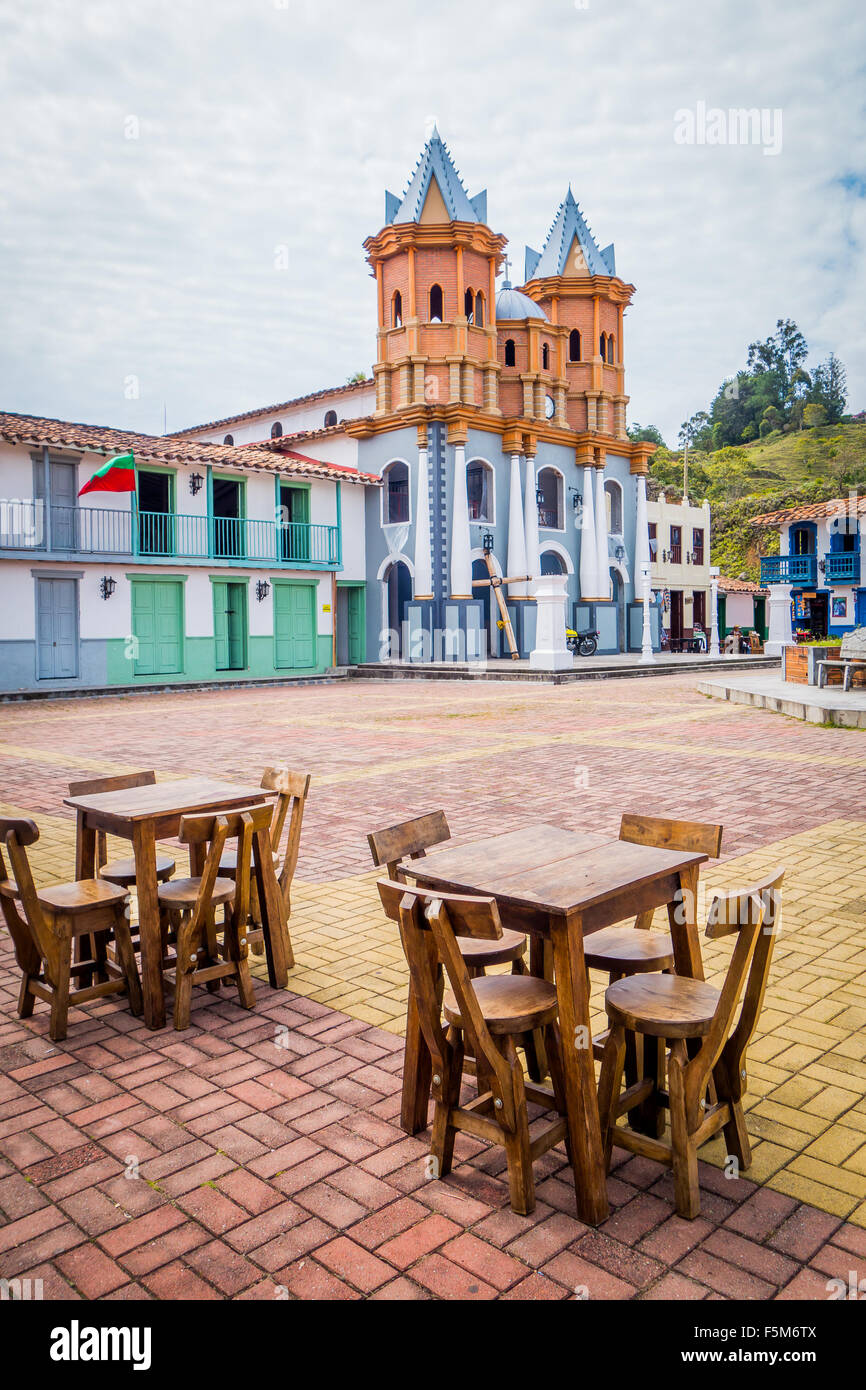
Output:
[{"xmin": 1, "ymin": 676, "xmax": 865, "ymax": 1299}]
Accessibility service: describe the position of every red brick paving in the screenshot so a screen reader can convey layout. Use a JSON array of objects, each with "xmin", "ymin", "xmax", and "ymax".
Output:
[{"xmin": 2, "ymin": 678, "xmax": 865, "ymax": 1299}]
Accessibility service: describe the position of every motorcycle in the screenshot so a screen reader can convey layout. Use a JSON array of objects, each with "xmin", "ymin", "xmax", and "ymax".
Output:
[{"xmin": 566, "ymin": 626, "xmax": 599, "ymax": 657}]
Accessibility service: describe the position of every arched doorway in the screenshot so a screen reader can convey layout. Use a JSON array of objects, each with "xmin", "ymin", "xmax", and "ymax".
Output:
[
  {"xmin": 383, "ymin": 560, "xmax": 412, "ymax": 658},
  {"xmin": 540, "ymin": 550, "xmax": 565, "ymax": 575}
]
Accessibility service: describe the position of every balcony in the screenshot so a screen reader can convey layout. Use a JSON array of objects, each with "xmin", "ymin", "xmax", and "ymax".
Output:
[
  {"xmin": 0, "ymin": 503, "xmax": 341, "ymax": 570},
  {"xmin": 822, "ymin": 551, "xmax": 861, "ymax": 585},
  {"xmin": 760, "ymin": 554, "xmax": 818, "ymax": 586}
]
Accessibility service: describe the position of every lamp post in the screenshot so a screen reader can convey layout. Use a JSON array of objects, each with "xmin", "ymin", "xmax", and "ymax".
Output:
[
  {"xmin": 709, "ymin": 565, "xmax": 720, "ymax": 657},
  {"xmin": 640, "ymin": 560, "xmax": 655, "ymax": 665}
]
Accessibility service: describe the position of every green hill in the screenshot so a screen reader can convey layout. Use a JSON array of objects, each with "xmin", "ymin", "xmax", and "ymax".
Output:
[{"xmin": 647, "ymin": 420, "xmax": 866, "ymax": 581}]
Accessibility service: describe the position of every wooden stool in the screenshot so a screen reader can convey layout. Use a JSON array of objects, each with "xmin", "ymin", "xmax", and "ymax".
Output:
[
  {"xmin": 597, "ymin": 869, "xmax": 784, "ymax": 1218},
  {"xmin": 586, "ymin": 814, "xmax": 723, "ymax": 1134},
  {"xmin": 0, "ymin": 817, "xmax": 142, "ymax": 1042},
  {"xmin": 378, "ymin": 879, "xmax": 569, "ymax": 1215},
  {"xmin": 159, "ymin": 804, "xmax": 271, "ymax": 1029},
  {"xmin": 218, "ymin": 767, "xmax": 309, "ymax": 965}
]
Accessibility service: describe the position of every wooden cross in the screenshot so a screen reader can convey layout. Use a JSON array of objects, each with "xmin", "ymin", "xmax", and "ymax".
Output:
[{"xmin": 472, "ymin": 550, "xmax": 532, "ymax": 659}]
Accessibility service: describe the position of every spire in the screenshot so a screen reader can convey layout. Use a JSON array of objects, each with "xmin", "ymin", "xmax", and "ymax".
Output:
[
  {"xmin": 525, "ymin": 188, "xmax": 616, "ymax": 279},
  {"xmin": 384, "ymin": 129, "xmax": 487, "ymax": 226}
]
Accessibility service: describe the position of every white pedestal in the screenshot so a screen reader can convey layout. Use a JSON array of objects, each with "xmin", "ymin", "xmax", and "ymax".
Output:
[
  {"xmin": 764, "ymin": 585, "xmax": 792, "ymax": 658},
  {"xmin": 529, "ymin": 575, "xmax": 573, "ymax": 671}
]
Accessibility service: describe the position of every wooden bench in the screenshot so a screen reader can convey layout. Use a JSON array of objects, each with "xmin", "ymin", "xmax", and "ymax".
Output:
[{"xmin": 816, "ymin": 626, "xmax": 866, "ymax": 691}]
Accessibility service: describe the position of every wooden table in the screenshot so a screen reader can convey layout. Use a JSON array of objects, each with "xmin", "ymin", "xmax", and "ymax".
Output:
[
  {"xmin": 401, "ymin": 823, "xmax": 708, "ymax": 1227},
  {"xmin": 64, "ymin": 777, "xmax": 289, "ymax": 1030}
]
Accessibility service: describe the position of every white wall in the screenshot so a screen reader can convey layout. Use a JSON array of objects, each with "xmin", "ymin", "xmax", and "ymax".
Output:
[{"xmin": 192, "ymin": 387, "xmax": 376, "ymax": 446}]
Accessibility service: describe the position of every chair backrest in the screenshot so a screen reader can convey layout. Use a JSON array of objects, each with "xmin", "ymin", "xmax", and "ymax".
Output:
[
  {"xmin": 368, "ymin": 811, "xmax": 451, "ymax": 880},
  {"xmin": 260, "ymin": 768, "xmax": 311, "ymax": 902},
  {"xmin": 620, "ymin": 813, "xmax": 723, "ymax": 860},
  {"xmin": 683, "ymin": 866, "xmax": 785, "ymax": 1123},
  {"xmin": 0, "ymin": 818, "xmax": 48, "ymax": 973},
  {"xmin": 68, "ymin": 771, "xmax": 158, "ymax": 869},
  {"xmin": 177, "ymin": 803, "xmax": 274, "ymax": 939},
  {"xmin": 377, "ymin": 877, "xmax": 515, "ymax": 1127}
]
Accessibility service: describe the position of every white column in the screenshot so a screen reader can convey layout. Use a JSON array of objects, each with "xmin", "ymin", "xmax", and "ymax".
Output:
[
  {"xmin": 594, "ymin": 466, "xmax": 609, "ymax": 600},
  {"xmin": 413, "ymin": 443, "xmax": 433, "ymax": 598},
  {"xmin": 529, "ymin": 574, "xmax": 572, "ymax": 670},
  {"xmin": 578, "ymin": 462, "xmax": 598, "ymax": 600},
  {"xmin": 709, "ymin": 565, "xmax": 720, "ymax": 657},
  {"xmin": 765, "ymin": 586, "xmax": 792, "ymax": 658},
  {"xmin": 506, "ymin": 453, "xmax": 527, "ymax": 598},
  {"xmin": 523, "ymin": 454, "xmax": 540, "ymax": 585},
  {"xmin": 640, "ymin": 560, "xmax": 655, "ymax": 664},
  {"xmin": 634, "ymin": 473, "xmax": 650, "ymax": 577},
  {"xmin": 449, "ymin": 443, "xmax": 472, "ymax": 598}
]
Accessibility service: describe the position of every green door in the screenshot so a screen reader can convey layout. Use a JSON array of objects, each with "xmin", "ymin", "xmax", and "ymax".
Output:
[
  {"xmin": 280, "ymin": 485, "xmax": 310, "ymax": 562},
  {"xmin": 132, "ymin": 581, "xmax": 183, "ymax": 675},
  {"xmin": 274, "ymin": 582, "xmax": 316, "ymax": 669},
  {"xmin": 346, "ymin": 586, "xmax": 365, "ymax": 664},
  {"xmin": 213, "ymin": 581, "xmax": 247, "ymax": 670}
]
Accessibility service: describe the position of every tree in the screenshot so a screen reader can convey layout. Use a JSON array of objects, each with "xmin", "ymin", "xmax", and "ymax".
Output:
[
  {"xmin": 803, "ymin": 402, "xmax": 827, "ymax": 428},
  {"xmin": 627, "ymin": 423, "xmax": 667, "ymax": 447},
  {"xmin": 808, "ymin": 353, "xmax": 847, "ymax": 422}
]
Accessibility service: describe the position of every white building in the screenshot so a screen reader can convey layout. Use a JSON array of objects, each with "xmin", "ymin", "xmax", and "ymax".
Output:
[{"xmin": 646, "ymin": 493, "xmax": 712, "ymax": 649}]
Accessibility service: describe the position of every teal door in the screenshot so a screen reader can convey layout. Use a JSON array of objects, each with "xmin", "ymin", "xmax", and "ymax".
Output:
[
  {"xmin": 279, "ymin": 486, "xmax": 310, "ymax": 562},
  {"xmin": 132, "ymin": 581, "xmax": 183, "ymax": 675},
  {"xmin": 274, "ymin": 583, "xmax": 316, "ymax": 668},
  {"xmin": 50, "ymin": 462, "xmax": 77, "ymax": 550},
  {"xmin": 346, "ymin": 587, "xmax": 364, "ymax": 664},
  {"xmin": 214, "ymin": 581, "xmax": 247, "ymax": 670},
  {"xmin": 36, "ymin": 578, "xmax": 78, "ymax": 678}
]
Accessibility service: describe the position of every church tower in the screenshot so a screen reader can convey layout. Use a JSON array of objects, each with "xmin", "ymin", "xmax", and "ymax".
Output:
[
  {"xmin": 522, "ymin": 189, "xmax": 635, "ymax": 440},
  {"xmin": 363, "ymin": 129, "xmax": 507, "ymax": 418}
]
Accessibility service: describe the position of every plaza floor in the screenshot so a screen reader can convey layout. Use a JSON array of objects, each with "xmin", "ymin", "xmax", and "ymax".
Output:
[{"xmin": 1, "ymin": 675, "xmax": 866, "ymax": 1300}]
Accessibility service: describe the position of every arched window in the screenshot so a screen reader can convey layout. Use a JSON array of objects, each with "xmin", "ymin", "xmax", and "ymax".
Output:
[
  {"xmin": 541, "ymin": 342, "xmax": 550, "ymax": 371},
  {"xmin": 536, "ymin": 468, "xmax": 563, "ymax": 530},
  {"xmin": 464, "ymin": 288, "xmax": 474, "ymax": 323},
  {"xmin": 467, "ymin": 461, "xmax": 493, "ymax": 523},
  {"xmin": 324, "ymin": 410, "xmax": 337, "ymax": 427},
  {"xmin": 223, "ymin": 434, "xmax": 234, "ymax": 446},
  {"xmin": 270, "ymin": 422, "xmax": 283, "ymax": 439},
  {"xmin": 504, "ymin": 338, "xmax": 516, "ymax": 367},
  {"xmin": 607, "ymin": 334, "xmax": 615, "ymax": 364},
  {"xmin": 599, "ymin": 333, "xmax": 607, "ymax": 360},
  {"xmin": 604, "ymin": 479, "xmax": 623, "ymax": 534},
  {"xmin": 475, "ymin": 291, "xmax": 485, "ymax": 327},
  {"xmin": 383, "ymin": 461, "xmax": 409, "ymax": 524},
  {"xmin": 569, "ymin": 329, "xmax": 581, "ymax": 362},
  {"xmin": 392, "ymin": 290, "xmax": 402, "ymax": 327},
  {"xmin": 429, "ymin": 284, "xmax": 443, "ymax": 322}
]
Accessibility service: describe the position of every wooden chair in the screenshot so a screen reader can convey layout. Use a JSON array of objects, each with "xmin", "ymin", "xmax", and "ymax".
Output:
[
  {"xmin": 158, "ymin": 804, "xmax": 270, "ymax": 1029},
  {"xmin": 368, "ymin": 812, "xmax": 528, "ymax": 977},
  {"xmin": 218, "ymin": 767, "xmax": 309, "ymax": 966},
  {"xmin": 67, "ymin": 772, "xmax": 177, "ymax": 888},
  {"xmin": 597, "ymin": 867, "xmax": 784, "ymax": 1218},
  {"xmin": 0, "ymin": 817, "xmax": 142, "ymax": 1041},
  {"xmin": 378, "ymin": 879, "xmax": 569, "ymax": 1215},
  {"xmin": 586, "ymin": 814, "xmax": 723, "ymax": 1132}
]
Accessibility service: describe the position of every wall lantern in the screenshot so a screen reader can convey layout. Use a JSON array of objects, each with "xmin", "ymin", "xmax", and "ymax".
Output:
[
  {"xmin": 818, "ymin": 559, "xmax": 826, "ymax": 574},
  {"xmin": 535, "ymin": 486, "xmax": 544, "ymax": 507},
  {"xmin": 614, "ymin": 543, "xmax": 626, "ymax": 561},
  {"xmin": 255, "ymin": 579, "xmax": 271, "ymax": 602},
  {"xmin": 189, "ymin": 472, "xmax": 204, "ymax": 496},
  {"xmin": 571, "ymin": 489, "xmax": 582, "ymax": 510},
  {"xmin": 99, "ymin": 576, "xmax": 116, "ymax": 600},
  {"xmin": 482, "ymin": 531, "xmax": 494, "ymax": 555}
]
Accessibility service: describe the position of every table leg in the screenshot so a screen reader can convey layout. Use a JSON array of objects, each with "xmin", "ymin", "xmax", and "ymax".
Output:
[
  {"xmin": 133, "ymin": 821, "xmax": 165, "ymax": 1030},
  {"xmin": 74, "ymin": 812, "xmax": 98, "ymax": 983},
  {"xmin": 551, "ymin": 911, "xmax": 609, "ymax": 1226},
  {"xmin": 668, "ymin": 864, "xmax": 704, "ymax": 980},
  {"xmin": 253, "ymin": 827, "xmax": 290, "ymax": 988}
]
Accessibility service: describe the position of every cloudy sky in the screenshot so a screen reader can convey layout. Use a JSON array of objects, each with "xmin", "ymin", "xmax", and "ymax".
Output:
[{"xmin": 1, "ymin": 0, "xmax": 864, "ymax": 446}]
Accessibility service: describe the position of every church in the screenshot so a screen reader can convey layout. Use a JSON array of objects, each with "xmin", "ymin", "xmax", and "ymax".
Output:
[
  {"xmin": 0, "ymin": 130, "xmax": 660, "ymax": 694},
  {"xmin": 352, "ymin": 128, "xmax": 657, "ymax": 660}
]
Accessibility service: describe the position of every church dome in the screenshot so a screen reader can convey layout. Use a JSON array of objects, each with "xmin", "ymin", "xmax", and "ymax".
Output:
[{"xmin": 495, "ymin": 285, "xmax": 548, "ymax": 321}]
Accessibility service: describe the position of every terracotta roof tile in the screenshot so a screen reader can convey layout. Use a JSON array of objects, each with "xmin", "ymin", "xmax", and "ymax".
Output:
[
  {"xmin": 717, "ymin": 576, "xmax": 767, "ymax": 594},
  {"xmin": 0, "ymin": 411, "xmax": 377, "ymax": 486},
  {"xmin": 751, "ymin": 496, "xmax": 866, "ymax": 527}
]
